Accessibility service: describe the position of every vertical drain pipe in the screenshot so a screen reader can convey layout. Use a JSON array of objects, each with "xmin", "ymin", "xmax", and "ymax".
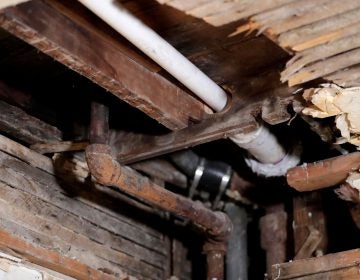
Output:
[
  {"xmin": 87, "ymin": 102, "xmax": 232, "ymax": 280},
  {"xmin": 78, "ymin": 0, "xmax": 300, "ymax": 177},
  {"xmin": 225, "ymin": 203, "xmax": 248, "ymax": 280}
]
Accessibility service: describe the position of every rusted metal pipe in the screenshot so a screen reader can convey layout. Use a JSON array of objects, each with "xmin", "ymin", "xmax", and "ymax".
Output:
[
  {"xmin": 260, "ymin": 204, "xmax": 288, "ymax": 277},
  {"xmin": 86, "ymin": 144, "xmax": 232, "ymax": 279},
  {"xmin": 287, "ymin": 152, "xmax": 360, "ymax": 192},
  {"xmin": 87, "ymin": 102, "xmax": 232, "ymax": 279},
  {"xmin": 86, "ymin": 144, "xmax": 232, "ymax": 240},
  {"xmin": 89, "ymin": 102, "xmax": 109, "ymax": 144}
]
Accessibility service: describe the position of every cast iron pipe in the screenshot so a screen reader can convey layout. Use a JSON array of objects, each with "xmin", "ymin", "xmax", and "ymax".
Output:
[
  {"xmin": 87, "ymin": 102, "xmax": 232, "ymax": 279},
  {"xmin": 287, "ymin": 152, "xmax": 360, "ymax": 191},
  {"xmin": 86, "ymin": 144, "xmax": 232, "ymax": 279}
]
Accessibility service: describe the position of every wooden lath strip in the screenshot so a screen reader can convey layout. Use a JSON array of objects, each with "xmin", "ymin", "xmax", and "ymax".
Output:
[
  {"xmin": 251, "ymin": 0, "xmax": 330, "ymax": 30},
  {"xmin": 278, "ymin": 8, "xmax": 360, "ymax": 48},
  {"xmin": 282, "ymin": 33, "xmax": 360, "ymax": 80},
  {"xmin": 269, "ymin": 0, "xmax": 360, "ymax": 35},
  {"xmin": 286, "ymin": 48, "xmax": 360, "ymax": 86},
  {"xmin": 325, "ymin": 65, "xmax": 360, "ymax": 86},
  {"xmin": 291, "ymin": 21, "xmax": 360, "ymax": 52}
]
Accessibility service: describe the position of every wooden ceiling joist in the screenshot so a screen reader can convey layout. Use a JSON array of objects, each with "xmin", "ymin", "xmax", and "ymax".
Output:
[{"xmin": 0, "ymin": 0, "xmax": 208, "ymax": 130}]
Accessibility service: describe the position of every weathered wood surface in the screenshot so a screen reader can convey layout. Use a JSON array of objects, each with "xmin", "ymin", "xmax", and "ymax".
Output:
[
  {"xmin": 0, "ymin": 99, "xmax": 62, "ymax": 144},
  {"xmin": 271, "ymin": 248, "xmax": 360, "ymax": 279},
  {"xmin": 0, "ymin": 134, "xmax": 171, "ymax": 279},
  {"xmin": 30, "ymin": 140, "xmax": 88, "ymax": 154},
  {"xmin": 293, "ymin": 193, "xmax": 326, "ymax": 260},
  {"xmin": 113, "ymin": 89, "xmax": 294, "ymax": 164},
  {"xmin": 0, "ymin": 228, "xmax": 123, "ymax": 280},
  {"xmin": 231, "ymin": 0, "xmax": 360, "ymax": 86},
  {"xmin": 0, "ymin": 0, "xmax": 208, "ymax": 130}
]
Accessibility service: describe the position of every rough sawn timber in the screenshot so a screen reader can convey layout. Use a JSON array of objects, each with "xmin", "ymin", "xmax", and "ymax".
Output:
[{"xmin": 0, "ymin": 0, "xmax": 208, "ymax": 130}]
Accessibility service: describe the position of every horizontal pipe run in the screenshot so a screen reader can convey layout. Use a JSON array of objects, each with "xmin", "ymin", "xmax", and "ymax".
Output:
[
  {"xmin": 85, "ymin": 144, "xmax": 232, "ymax": 240},
  {"xmin": 287, "ymin": 152, "xmax": 360, "ymax": 191}
]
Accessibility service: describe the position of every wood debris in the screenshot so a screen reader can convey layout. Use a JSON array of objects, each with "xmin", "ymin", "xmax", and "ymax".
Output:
[{"xmin": 302, "ymin": 84, "xmax": 360, "ymax": 147}]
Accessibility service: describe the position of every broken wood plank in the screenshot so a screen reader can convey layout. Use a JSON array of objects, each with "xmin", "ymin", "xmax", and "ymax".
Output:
[
  {"xmin": 0, "ymin": 0, "xmax": 208, "ymax": 130},
  {"xmin": 271, "ymin": 248, "xmax": 360, "ymax": 279},
  {"xmin": 0, "ymin": 100, "xmax": 62, "ymax": 144},
  {"xmin": 30, "ymin": 140, "xmax": 89, "ymax": 154}
]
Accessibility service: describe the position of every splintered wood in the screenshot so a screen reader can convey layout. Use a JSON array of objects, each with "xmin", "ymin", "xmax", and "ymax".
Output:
[
  {"xmin": 217, "ymin": 0, "xmax": 360, "ymax": 87},
  {"xmin": 302, "ymin": 84, "xmax": 360, "ymax": 147}
]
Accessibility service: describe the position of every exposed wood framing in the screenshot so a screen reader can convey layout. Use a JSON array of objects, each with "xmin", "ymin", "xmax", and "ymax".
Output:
[
  {"xmin": 293, "ymin": 193, "xmax": 327, "ymax": 260},
  {"xmin": 232, "ymin": 0, "xmax": 360, "ymax": 87},
  {"xmin": 271, "ymin": 248, "xmax": 360, "ymax": 279},
  {"xmin": 0, "ymin": 229, "xmax": 121, "ymax": 280},
  {"xmin": 0, "ymin": 133, "xmax": 171, "ymax": 279},
  {"xmin": 0, "ymin": 0, "xmax": 208, "ymax": 130},
  {"xmin": 112, "ymin": 91, "xmax": 294, "ymax": 164},
  {"xmin": 30, "ymin": 140, "xmax": 89, "ymax": 154},
  {"xmin": 0, "ymin": 100, "xmax": 62, "ymax": 144}
]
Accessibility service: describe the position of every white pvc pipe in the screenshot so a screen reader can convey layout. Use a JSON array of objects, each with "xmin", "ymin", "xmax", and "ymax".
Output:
[
  {"xmin": 77, "ymin": 0, "xmax": 228, "ymax": 112},
  {"xmin": 230, "ymin": 125, "xmax": 286, "ymax": 164},
  {"xmin": 78, "ymin": 0, "xmax": 300, "ymax": 175}
]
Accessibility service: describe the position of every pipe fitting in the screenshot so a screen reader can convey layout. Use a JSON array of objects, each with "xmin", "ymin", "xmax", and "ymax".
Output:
[{"xmin": 85, "ymin": 144, "xmax": 119, "ymax": 186}]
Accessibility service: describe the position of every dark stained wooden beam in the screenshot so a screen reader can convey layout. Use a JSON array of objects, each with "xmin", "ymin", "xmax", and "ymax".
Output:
[
  {"xmin": 112, "ymin": 92, "xmax": 294, "ymax": 164},
  {"xmin": 0, "ymin": 0, "xmax": 208, "ymax": 130},
  {"xmin": 112, "ymin": 103, "xmax": 259, "ymax": 164},
  {"xmin": 0, "ymin": 100, "xmax": 62, "ymax": 144}
]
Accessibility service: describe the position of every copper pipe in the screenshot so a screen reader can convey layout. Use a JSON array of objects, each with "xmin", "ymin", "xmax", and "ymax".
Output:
[{"xmin": 287, "ymin": 152, "xmax": 360, "ymax": 191}]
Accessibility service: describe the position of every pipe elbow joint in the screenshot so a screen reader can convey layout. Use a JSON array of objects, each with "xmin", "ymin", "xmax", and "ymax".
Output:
[
  {"xmin": 85, "ymin": 144, "xmax": 120, "ymax": 186},
  {"xmin": 208, "ymin": 211, "xmax": 233, "ymax": 243}
]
